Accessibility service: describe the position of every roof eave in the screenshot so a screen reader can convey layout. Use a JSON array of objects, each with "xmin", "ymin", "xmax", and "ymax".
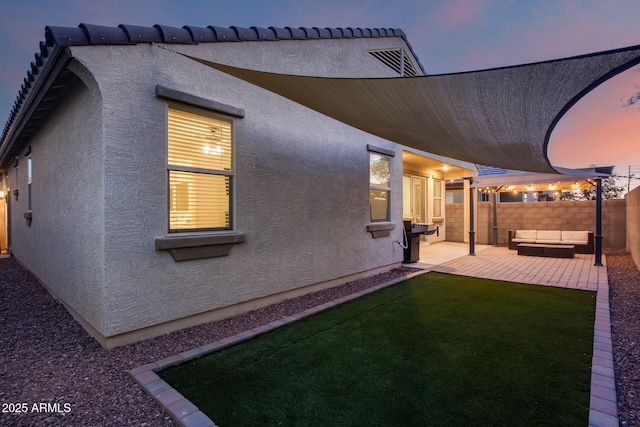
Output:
[{"xmin": 0, "ymin": 46, "xmax": 72, "ymax": 170}]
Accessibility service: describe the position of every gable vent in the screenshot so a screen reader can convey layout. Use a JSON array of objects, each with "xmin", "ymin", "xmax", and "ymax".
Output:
[{"xmin": 368, "ymin": 48, "xmax": 419, "ymax": 76}]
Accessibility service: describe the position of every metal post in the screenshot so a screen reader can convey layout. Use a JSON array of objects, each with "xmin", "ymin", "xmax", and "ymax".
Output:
[
  {"xmin": 594, "ymin": 177, "xmax": 603, "ymax": 266},
  {"xmin": 492, "ymin": 188, "xmax": 499, "ymax": 247},
  {"xmin": 468, "ymin": 178, "xmax": 476, "ymax": 256}
]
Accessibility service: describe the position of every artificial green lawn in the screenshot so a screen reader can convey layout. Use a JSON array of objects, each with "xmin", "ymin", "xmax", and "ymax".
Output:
[{"xmin": 160, "ymin": 272, "xmax": 596, "ymax": 426}]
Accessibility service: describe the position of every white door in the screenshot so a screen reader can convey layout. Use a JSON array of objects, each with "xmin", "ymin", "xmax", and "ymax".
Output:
[{"xmin": 402, "ymin": 175, "xmax": 426, "ymax": 223}]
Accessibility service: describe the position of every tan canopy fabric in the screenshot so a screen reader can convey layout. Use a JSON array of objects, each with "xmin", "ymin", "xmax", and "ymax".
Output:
[{"xmin": 179, "ymin": 45, "xmax": 640, "ymax": 174}]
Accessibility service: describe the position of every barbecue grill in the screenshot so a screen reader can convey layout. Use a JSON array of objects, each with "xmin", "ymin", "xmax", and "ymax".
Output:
[{"xmin": 403, "ymin": 220, "xmax": 439, "ymax": 263}]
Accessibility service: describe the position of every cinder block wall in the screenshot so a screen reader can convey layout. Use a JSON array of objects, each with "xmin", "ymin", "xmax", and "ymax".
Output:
[
  {"xmin": 477, "ymin": 202, "xmax": 491, "ymax": 244},
  {"xmin": 627, "ymin": 188, "xmax": 640, "ymax": 269},
  {"xmin": 446, "ymin": 204, "xmax": 464, "ymax": 242},
  {"xmin": 446, "ymin": 200, "xmax": 626, "ymax": 248},
  {"xmin": 605, "ymin": 199, "xmax": 627, "ymax": 248}
]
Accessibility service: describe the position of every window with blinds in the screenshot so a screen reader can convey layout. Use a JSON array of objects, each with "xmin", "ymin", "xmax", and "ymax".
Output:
[
  {"xmin": 369, "ymin": 153, "xmax": 391, "ymax": 222},
  {"xmin": 167, "ymin": 105, "xmax": 233, "ymax": 232},
  {"xmin": 433, "ymin": 179, "xmax": 442, "ymax": 217}
]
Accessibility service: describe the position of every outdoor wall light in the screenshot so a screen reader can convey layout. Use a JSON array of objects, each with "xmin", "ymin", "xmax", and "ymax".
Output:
[{"xmin": 0, "ymin": 190, "xmax": 5, "ymax": 198}]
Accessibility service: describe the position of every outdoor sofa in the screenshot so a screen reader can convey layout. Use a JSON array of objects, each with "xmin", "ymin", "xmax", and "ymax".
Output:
[{"xmin": 508, "ymin": 230, "xmax": 594, "ymax": 254}]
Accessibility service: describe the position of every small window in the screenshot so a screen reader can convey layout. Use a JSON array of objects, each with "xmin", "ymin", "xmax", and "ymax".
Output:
[
  {"xmin": 167, "ymin": 105, "xmax": 234, "ymax": 232},
  {"xmin": 14, "ymin": 161, "xmax": 19, "ymax": 201},
  {"xmin": 446, "ymin": 189, "xmax": 463, "ymax": 204},
  {"xmin": 370, "ymin": 153, "xmax": 391, "ymax": 222},
  {"xmin": 433, "ymin": 179, "xmax": 442, "ymax": 217},
  {"xmin": 27, "ymin": 156, "xmax": 32, "ymax": 211}
]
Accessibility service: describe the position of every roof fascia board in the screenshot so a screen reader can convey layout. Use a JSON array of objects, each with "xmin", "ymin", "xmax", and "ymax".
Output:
[{"xmin": 0, "ymin": 46, "xmax": 72, "ymax": 168}]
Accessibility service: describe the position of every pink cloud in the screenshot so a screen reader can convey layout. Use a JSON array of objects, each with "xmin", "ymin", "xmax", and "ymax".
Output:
[{"xmin": 431, "ymin": 0, "xmax": 494, "ymax": 28}]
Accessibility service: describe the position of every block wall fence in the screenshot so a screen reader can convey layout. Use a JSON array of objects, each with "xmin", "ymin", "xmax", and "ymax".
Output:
[
  {"xmin": 446, "ymin": 199, "xmax": 627, "ymax": 248},
  {"xmin": 627, "ymin": 187, "xmax": 640, "ymax": 269}
]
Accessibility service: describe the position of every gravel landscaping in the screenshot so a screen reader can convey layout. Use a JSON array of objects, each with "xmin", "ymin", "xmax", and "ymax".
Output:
[
  {"xmin": 608, "ymin": 248, "xmax": 640, "ymax": 426},
  {"xmin": 1, "ymin": 248, "xmax": 639, "ymax": 426},
  {"xmin": 0, "ymin": 257, "xmax": 416, "ymax": 426}
]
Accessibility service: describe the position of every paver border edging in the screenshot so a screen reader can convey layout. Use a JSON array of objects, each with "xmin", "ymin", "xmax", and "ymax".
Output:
[
  {"xmin": 129, "ymin": 269, "xmax": 428, "ymax": 427},
  {"xmin": 129, "ymin": 266, "xmax": 616, "ymax": 427},
  {"xmin": 588, "ymin": 277, "xmax": 619, "ymax": 427}
]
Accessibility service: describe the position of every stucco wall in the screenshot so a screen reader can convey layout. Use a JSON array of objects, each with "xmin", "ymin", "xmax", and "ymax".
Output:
[
  {"xmin": 64, "ymin": 36, "xmax": 416, "ymax": 339},
  {"xmin": 6, "ymin": 71, "xmax": 105, "ymax": 332},
  {"xmin": 446, "ymin": 199, "xmax": 626, "ymax": 247},
  {"xmin": 627, "ymin": 187, "xmax": 640, "ymax": 268}
]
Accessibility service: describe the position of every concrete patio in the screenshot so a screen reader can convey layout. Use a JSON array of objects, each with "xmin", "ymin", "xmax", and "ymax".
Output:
[
  {"xmin": 405, "ymin": 241, "xmax": 616, "ymax": 427},
  {"xmin": 411, "ymin": 242, "xmax": 607, "ymax": 291}
]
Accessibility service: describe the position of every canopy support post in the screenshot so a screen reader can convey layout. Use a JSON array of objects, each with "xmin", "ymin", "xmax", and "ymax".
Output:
[
  {"xmin": 492, "ymin": 186, "xmax": 502, "ymax": 247},
  {"xmin": 466, "ymin": 178, "xmax": 475, "ymax": 256},
  {"xmin": 594, "ymin": 177, "xmax": 603, "ymax": 266}
]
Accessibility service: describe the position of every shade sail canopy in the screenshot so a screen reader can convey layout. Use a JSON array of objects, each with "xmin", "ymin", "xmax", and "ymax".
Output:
[{"xmin": 179, "ymin": 45, "xmax": 640, "ymax": 174}]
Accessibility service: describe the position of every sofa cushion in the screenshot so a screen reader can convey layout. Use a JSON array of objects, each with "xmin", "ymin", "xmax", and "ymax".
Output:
[
  {"xmin": 514, "ymin": 230, "xmax": 538, "ymax": 240},
  {"xmin": 536, "ymin": 230, "xmax": 562, "ymax": 241},
  {"xmin": 561, "ymin": 240, "xmax": 587, "ymax": 245},
  {"xmin": 562, "ymin": 230, "xmax": 589, "ymax": 243}
]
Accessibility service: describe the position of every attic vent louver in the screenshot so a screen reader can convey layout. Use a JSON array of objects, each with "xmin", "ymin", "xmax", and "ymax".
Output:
[{"xmin": 368, "ymin": 48, "xmax": 418, "ymax": 76}]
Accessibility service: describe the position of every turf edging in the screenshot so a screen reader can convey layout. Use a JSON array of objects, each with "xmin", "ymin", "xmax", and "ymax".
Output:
[
  {"xmin": 129, "ymin": 269, "xmax": 428, "ymax": 427},
  {"xmin": 145, "ymin": 272, "xmax": 598, "ymax": 426}
]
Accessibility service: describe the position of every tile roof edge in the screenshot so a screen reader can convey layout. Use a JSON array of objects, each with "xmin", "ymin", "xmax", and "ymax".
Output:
[{"xmin": 1, "ymin": 24, "xmax": 424, "ymax": 160}]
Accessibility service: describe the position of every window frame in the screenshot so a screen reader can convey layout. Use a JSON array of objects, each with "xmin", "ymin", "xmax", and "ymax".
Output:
[
  {"xmin": 369, "ymin": 152, "xmax": 391, "ymax": 222},
  {"xmin": 433, "ymin": 178, "xmax": 442, "ymax": 217},
  {"xmin": 166, "ymin": 102, "xmax": 236, "ymax": 234},
  {"xmin": 27, "ymin": 156, "xmax": 32, "ymax": 211},
  {"xmin": 365, "ymin": 145, "xmax": 396, "ymax": 238}
]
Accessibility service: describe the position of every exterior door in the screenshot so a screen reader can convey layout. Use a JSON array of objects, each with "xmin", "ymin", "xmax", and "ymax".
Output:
[{"xmin": 402, "ymin": 175, "xmax": 426, "ymax": 223}]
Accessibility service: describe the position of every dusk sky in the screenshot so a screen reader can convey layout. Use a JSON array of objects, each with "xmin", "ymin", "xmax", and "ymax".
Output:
[{"xmin": 1, "ymin": 0, "xmax": 639, "ymax": 188}]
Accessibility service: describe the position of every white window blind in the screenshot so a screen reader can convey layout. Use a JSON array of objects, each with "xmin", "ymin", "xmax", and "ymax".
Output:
[
  {"xmin": 168, "ymin": 106, "xmax": 233, "ymax": 232},
  {"xmin": 433, "ymin": 179, "xmax": 442, "ymax": 217},
  {"xmin": 27, "ymin": 156, "xmax": 32, "ymax": 210}
]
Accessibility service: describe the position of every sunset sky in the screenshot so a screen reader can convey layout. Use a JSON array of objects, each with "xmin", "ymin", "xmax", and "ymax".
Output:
[{"xmin": 1, "ymin": 0, "xmax": 639, "ymax": 188}]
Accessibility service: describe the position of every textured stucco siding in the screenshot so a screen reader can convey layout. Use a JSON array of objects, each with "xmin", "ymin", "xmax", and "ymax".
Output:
[
  {"xmin": 7, "ymin": 70, "xmax": 105, "ymax": 332},
  {"xmin": 69, "ymin": 36, "xmax": 415, "ymax": 337}
]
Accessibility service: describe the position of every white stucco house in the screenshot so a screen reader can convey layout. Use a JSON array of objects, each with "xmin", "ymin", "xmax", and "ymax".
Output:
[
  {"xmin": 4, "ymin": 23, "xmax": 637, "ymax": 347},
  {"xmin": 0, "ymin": 24, "xmax": 475, "ymax": 347}
]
